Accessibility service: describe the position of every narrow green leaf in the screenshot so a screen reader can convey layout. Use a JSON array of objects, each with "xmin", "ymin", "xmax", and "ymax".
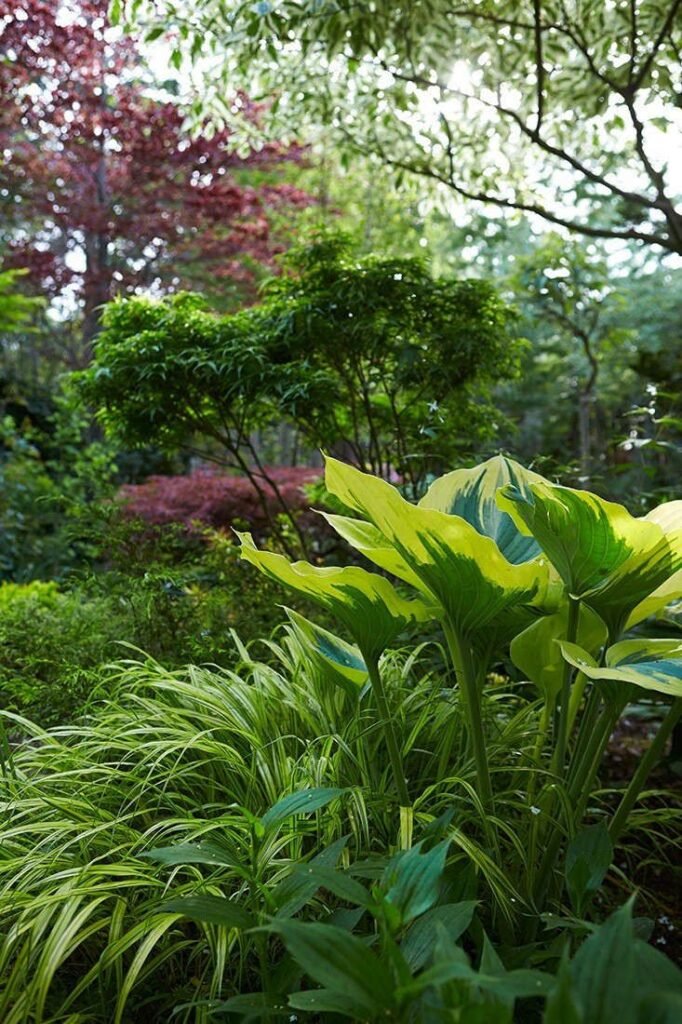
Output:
[
  {"xmin": 267, "ymin": 920, "xmax": 395, "ymax": 1016},
  {"xmin": 261, "ymin": 787, "xmax": 345, "ymax": 830},
  {"xmin": 287, "ymin": 865, "xmax": 369, "ymax": 907},
  {"xmin": 570, "ymin": 900, "xmax": 637, "ymax": 1024},
  {"xmin": 400, "ymin": 901, "xmax": 477, "ymax": 970},
  {"xmin": 140, "ymin": 841, "xmax": 238, "ymax": 869},
  {"xmin": 272, "ymin": 836, "xmax": 350, "ymax": 917},
  {"xmin": 383, "ymin": 840, "xmax": 449, "ymax": 927},
  {"xmin": 543, "ymin": 951, "xmax": 583, "ymax": 1024},
  {"xmin": 158, "ymin": 895, "xmax": 255, "ymax": 930}
]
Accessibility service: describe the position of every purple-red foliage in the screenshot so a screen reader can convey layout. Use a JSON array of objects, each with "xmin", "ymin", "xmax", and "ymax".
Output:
[{"xmin": 118, "ymin": 467, "xmax": 321, "ymax": 536}]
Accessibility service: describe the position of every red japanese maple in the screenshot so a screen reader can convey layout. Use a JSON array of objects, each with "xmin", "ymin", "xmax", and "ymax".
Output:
[
  {"xmin": 0, "ymin": 0, "xmax": 310, "ymax": 347},
  {"xmin": 119, "ymin": 466, "xmax": 322, "ymax": 536}
]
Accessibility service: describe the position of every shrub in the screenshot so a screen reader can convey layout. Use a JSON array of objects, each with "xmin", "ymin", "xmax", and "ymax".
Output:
[
  {"xmin": 118, "ymin": 465, "xmax": 321, "ymax": 536},
  {"xmin": 0, "ymin": 537, "xmax": 324, "ymax": 727}
]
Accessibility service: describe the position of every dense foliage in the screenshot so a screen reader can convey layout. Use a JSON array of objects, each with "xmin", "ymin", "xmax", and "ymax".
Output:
[
  {"xmin": 119, "ymin": 466, "xmax": 320, "ymax": 535},
  {"xmin": 1, "ymin": 455, "xmax": 681, "ymax": 1020},
  {"xmin": 77, "ymin": 235, "xmax": 523, "ymax": 509},
  {"xmin": 119, "ymin": 0, "xmax": 682, "ymax": 255},
  {"xmin": 1, "ymin": 3, "xmax": 681, "ymax": 1020},
  {"xmin": 0, "ymin": 0, "xmax": 310, "ymax": 349}
]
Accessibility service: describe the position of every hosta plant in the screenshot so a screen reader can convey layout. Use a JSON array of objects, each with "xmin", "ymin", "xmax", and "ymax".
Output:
[{"xmin": 239, "ymin": 455, "xmax": 682, "ymax": 921}]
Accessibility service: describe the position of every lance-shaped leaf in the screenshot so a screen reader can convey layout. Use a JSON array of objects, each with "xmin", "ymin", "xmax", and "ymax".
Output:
[
  {"xmin": 498, "ymin": 483, "xmax": 682, "ymax": 638},
  {"xmin": 511, "ymin": 603, "xmax": 608, "ymax": 700},
  {"xmin": 284, "ymin": 608, "xmax": 368, "ymax": 698},
  {"xmin": 237, "ymin": 533, "xmax": 432, "ymax": 660},
  {"xmin": 324, "ymin": 457, "xmax": 550, "ymax": 638},
  {"xmin": 558, "ymin": 638, "xmax": 682, "ymax": 698},
  {"xmin": 419, "ymin": 455, "xmax": 547, "ymax": 564}
]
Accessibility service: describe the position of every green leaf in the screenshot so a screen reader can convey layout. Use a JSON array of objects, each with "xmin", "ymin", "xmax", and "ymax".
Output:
[
  {"xmin": 566, "ymin": 823, "xmax": 613, "ymax": 915},
  {"xmin": 217, "ymin": 991, "xmax": 285, "ymax": 1017},
  {"xmin": 543, "ymin": 951, "xmax": 583, "ymax": 1024},
  {"xmin": 287, "ymin": 864, "xmax": 370, "ymax": 907},
  {"xmin": 238, "ymin": 532, "xmax": 432, "ymax": 659},
  {"xmin": 261, "ymin": 787, "xmax": 345, "ymax": 830},
  {"xmin": 158, "ymin": 895, "xmax": 255, "ymax": 930},
  {"xmin": 284, "ymin": 608, "xmax": 367, "ymax": 697},
  {"xmin": 400, "ymin": 901, "xmax": 477, "ymax": 970},
  {"xmin": 267, "ymin": 919, "xmax": 395, "ymax": 1016},
  {"xmin": 511, "ymin": 603, "xmax": 607, "ymax": 699},
  {"xmin": 324, "ymin": 457, "xmax": 552, "ymax": 640},
  {"xmin": 639, "ymin": 994, "xmax": 682, "ymax": 1024},
  {"xmin": 287, "ymin": 988, "xmax": 374, "ymax": 1016},
  {"xmin": 272, "ymin": 836, "xmax": 350, "ymax": 917},
  {"xmin": 108, "ymin": 0, "xmax": 122, "ymax": 26},
  {"xmin": 498, "ymin": 483, "xmax": 681, "ymax": 637},
  {"xmin": 559, "ymin": 639, "xmax": 682, "ymax": 698},
  {"xmin": 570, "ymin": 900, "xmax": 637, "ymax": 1024},
  {"xmin": 139, "ymin": 840, "xmax": 238, "ymax": 869},
  {"xmin": 627, "ymin": 568, "xmax": 682, "ymax": 627},
  {"xmin": 414, "ymin": 957, "xmax": 552, "ymax": 1001},
  {"xmin": 419, "ymin": 455, "xmax": 546, "ymax": 564},
  {"xmin": 383, "ymin": 840, "xmax": 450, "ymax": 927}
]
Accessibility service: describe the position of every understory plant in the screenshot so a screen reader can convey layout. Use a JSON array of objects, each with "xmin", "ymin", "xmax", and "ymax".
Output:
[
  {"xmin": 238, "ymin": 456, "xmax": 682, "ymax": 914},
  {"xmin": 1, "ymin": 455, "xmax": 681, "ymax": 1021}
]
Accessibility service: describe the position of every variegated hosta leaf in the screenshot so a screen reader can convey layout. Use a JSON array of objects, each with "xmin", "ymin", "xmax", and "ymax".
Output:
[
  {"xmin": 511, "ymin": 605, "xmax": 608, "ymax": 700},
  {"xmin": 324, "ymin": 457, "xmax": 553, "ymax": 639},
  {"xmin": 498, "ymin": 483, "xmax": 682, "ymax": 639},
  {"xmin": 317, "ymin": 512, "xmax": 425, "ymax": 593},
  {"xmin": 558, "ymin": 639, "xmax": 682, "ymax": 698},
  {"xmin": 284, "ymin": 608, "xmax": 368, "ymax": 698},
  {"xmin": 419, "ymin": 455, "xmax": 546, "ymax": 564},
  {"xmin": 237, "ymin": 533, "xmax": 432, "ymax": 660},
  {"xmin": 627, "ymin": 568, "xmax": 682, "ymax": 629}
]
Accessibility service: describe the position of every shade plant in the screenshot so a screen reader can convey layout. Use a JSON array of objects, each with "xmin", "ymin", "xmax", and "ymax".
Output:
[{"xmin": 238, "ymin": 454, "xmax": 682, "ymax": 925}]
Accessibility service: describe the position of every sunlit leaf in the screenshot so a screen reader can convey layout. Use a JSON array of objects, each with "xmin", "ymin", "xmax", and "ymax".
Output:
[
  {"xmin": 627, "ymin": 569, "xmax": 682, "ymax": 628},
  {"xmin": 511, "ymin": 603, "xmax": 607, "ymax": 699},
  {"xmin": 419, "ymin": 455, "xmax": 547, "ymax": 564},
  {"xmin": 498, "ymin": 483, "xmax": 682, "ymax": 637},
  {"xmin": 238, "ymin": 531, "xmax": 432, "ymax": 658},
  {"xmin": 284, "ymin": 608, "xmax": 368, "ymax": 697},
  {"xmin": 558, "ymin": 638, "xmax": 682, "ymax": 698},
  {"xmin": 324, "ymin": 457, "xmax": 550, "ymax": 639}
]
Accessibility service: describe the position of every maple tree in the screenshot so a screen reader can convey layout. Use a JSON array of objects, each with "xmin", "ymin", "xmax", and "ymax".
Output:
[{"xmin": 0, "ymin": 0, "xmax": 310, "ymax": 352}]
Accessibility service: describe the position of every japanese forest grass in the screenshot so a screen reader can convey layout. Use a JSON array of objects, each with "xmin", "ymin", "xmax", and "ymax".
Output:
[
  {"xmin": 1, "ymin": 455, "xmax": 681, "ymax": 1021},
  {"xmin": 0, "ymin": 643, "xmax": 510, "ymax": 1022}
]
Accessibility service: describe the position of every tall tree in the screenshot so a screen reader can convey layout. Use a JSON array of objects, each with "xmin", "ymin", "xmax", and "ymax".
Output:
[
  {"xmin": 120, "ymin": 0, "xmax": 682, "ymax": 256},
  {"xmin": 0, "ymin": 0, "xmax": 310, "ymax": 353}
]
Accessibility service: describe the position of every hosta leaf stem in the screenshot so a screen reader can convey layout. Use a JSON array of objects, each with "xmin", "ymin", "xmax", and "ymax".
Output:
[
  {"xmin": 553, "ymin": 596, "xmax": 581, "ymax": 775},
  {"xmin": 608, "ymin": 699, "xmax": 682, "ymax": 844},
  {"xmin": 443, "ymin": 621, "xmax": 493, "ymax": 811},
  {"xmin": 366, "ymin": 656, "xmax": 411, "ymax": 809}
]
